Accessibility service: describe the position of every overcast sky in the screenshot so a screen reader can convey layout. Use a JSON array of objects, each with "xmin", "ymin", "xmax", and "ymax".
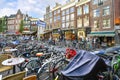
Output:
[{"xmin": 0, "ymin": 0, "xmax": 66, "ymax": 20}]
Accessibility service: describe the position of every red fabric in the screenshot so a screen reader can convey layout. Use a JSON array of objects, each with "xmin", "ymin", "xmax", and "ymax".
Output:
[{"xmin": 65, "ymin": 48, "xmax": 76, "ymax": 59}]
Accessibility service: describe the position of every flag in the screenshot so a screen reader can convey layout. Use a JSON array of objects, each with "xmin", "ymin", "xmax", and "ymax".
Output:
[{"xmin": 37, "ymin": 20, "xmax": 46, "ymax": 27}]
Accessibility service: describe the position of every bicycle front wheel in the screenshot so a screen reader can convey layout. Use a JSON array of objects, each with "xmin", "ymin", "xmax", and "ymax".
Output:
[
  {"xmin": 37, "ymin": 61, "xmax": 54, "ymax": 80},
  {"xmin": 53, "ymin": 59, "xmax": 69, "ymax": 79}
]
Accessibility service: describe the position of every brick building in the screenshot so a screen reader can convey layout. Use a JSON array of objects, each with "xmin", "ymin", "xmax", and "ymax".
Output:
[
  {"xmin": 44, "ymin": 0, "xmax": 120, "ymax": 45},
  {"xmin": 7, "ymin": 9, "xmax": 23, "ymax": 34}
]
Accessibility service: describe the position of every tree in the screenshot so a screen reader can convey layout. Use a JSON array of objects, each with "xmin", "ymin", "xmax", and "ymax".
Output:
[
  {"xmin": 0, "ymin": 17, "xmax": 7, "ymax": 33},
  {"xmin": 19, "ymin": 20, "xmax": 24, "ymax": 33}
]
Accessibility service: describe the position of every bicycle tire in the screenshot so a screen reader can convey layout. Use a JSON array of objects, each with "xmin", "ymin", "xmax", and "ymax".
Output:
[
  {"xmin": 53, "ymin": 59, "xmax": 69, "ymax": 79},
  {"xmin": 37, "ymin": 61, "xmax": 54, "ymax": 80},
  {"xmin": 24, "ymin": 59, "xmax": 41, "ymax": 75}
]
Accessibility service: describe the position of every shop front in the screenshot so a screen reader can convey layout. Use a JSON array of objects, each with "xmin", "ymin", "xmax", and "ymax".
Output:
[
  {"xmin": 44, "ymin": 30, "xmax": 52, "ymax": 41},
  {"xmin": 77, "ymin": 29, "xmax": 86, "ymax": 40},
  {"xmin": 63, "ymin": 29, "xmax": 76, "ymax": 41},
  {"xmin": 88, "ymin": 31, "xmax": 115, "ymax": 47},
  {"xmin": 52, "ymin": 29, "xmax": 61, "ymax": 40}
]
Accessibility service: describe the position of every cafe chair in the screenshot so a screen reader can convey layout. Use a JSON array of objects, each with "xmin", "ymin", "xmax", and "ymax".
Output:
[
  {"xmin": 23, "ymin": 75, "xmax": 37, "ymax": 80},
  {"xmin": 2, "ymin": 71, "xmax": 26, "ymax": 80},
  {"xmin": 0, "ymin": 54, "xmax": 13, "ymax": 74}
]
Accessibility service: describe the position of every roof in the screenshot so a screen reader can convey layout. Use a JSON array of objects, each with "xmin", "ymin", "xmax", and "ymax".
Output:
[{"xmin": 17, "ymin": 9, "xmax": 22, "ymax": 14}]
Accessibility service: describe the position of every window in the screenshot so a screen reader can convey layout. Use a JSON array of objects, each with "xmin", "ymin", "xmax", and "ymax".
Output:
[
  {"xmin": 62, "ymin": 11, "xmax": 65, "ymax": 16},
  {"xmin": 66, "ymin": 15, "xmax": 69, "ymax": 21},
  {"xmin": 103, "ymin": 19, "xmax": 110, "ymax": 28},
  {"xmin": 54, "ymin": 11, "xmax": 56, "ymax": 15},
  {"xmin": 66, "ymin": 22, "xmax": 70, "ymax": 28},
  {"xmin": 62, "ymin": 16, "xmax": 65, "ymax": 22},
  {"xmin": 66, "ymin": 9, "xmax": 69, "ymax": 15},
  {"xmin": 57, "ymin": 10, "xmax": 60, "ymax": 13},
  {"xmin": 77, "ymin": 18, "xmax": 82, "ymax": 28},
  {"xmin": 98, "ymin": 0, "xmax": 103, "ymax": 6},
  {"xmin": 50, "ymin": 13, "xmax": 52, "ymax": 17},
  {"xmin": 70, "ymin": 21, "xmax": 74, "ymax": 27},
  {"xmin": 54, "ymin": 17, "xmax": 56, "ymax": 22},
  {"xmin": 62, "ymin": 23, "xmax": 65, "ymax": 28},
  {"xmin": 70, "ymin": 7, "xmax": 74, "ymax": 13},
  {"xmin": 93, "ymin": 9, "xmax": 100, "ymax": 17},
  {"xmin": 93, "ymin": 0, "xmax": 98, "ymax": 5},
  {"xmin": 57, "ymin": 15, "xmax": 60, "ymax": 20},
  {"xmin": 94, "ymin": 20, "xmax": 99, "ymax": 28},
  {"xmin": 50, "ymin": 18, "xmax": 52, "ymax": 23},
  {"xmin": 83, "ymin": 4, "xmax": 89, "ymax": 14},
  {"xmin": 17, "ymin": 15, "xmax": 20, "ymax": 18},
  {"xmin": 84, "ymin": 16, "xmax": 89, "ymax": 27},
  {"xmin": 103, "ymin": 6, "xmax": 110, "ymax": 16},
  {"xmin": 77, "ymin": 7, "xmax": 82, "ymax": 16},
  {"xmin": 70, "ymin": 14, "xmax": 74, "ymax": 20}
]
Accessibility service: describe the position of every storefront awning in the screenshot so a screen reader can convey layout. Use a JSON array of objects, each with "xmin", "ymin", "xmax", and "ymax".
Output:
[
  {"xmin": 88, "ymin": 31, "xmax": 115, "ymax": 37},
  {"xmin": 22, "ymin": 31, "xmax": 37, "ymax": 35}
]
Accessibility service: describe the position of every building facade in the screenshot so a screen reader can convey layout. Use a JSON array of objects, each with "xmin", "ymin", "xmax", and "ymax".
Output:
[
  {"xmin": 61, "ymin": 0, "xmax": 77, "ymax": 40},
  {"xmin": 7, "ymin": 9, "xmax": 23, "ymax": 34},
  {"xmin": 76, "ymin": 0, "xmax": 91, "ymax": 40},
  {"xmin": 89, "ymin": 0, "xmax": 120, "ymax": 46},
  {"xmin": 43, "ymin": 0, "xmax": 120, "ymax": 45}
]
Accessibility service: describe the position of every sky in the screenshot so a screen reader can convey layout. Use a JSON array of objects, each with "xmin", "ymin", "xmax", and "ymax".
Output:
[{"xmin": 0, "ymin": 0, "xmax": 66, "ymax": 20}]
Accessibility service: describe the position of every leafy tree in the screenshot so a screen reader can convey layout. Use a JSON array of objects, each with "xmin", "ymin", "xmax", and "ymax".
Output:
[
  {"xmin": 19, "ymin": 20, "xmax": 24, "ymax": 33},
  {"xmin": 0, "ymin": 17, "xmax": 7, "ymax": 33}
]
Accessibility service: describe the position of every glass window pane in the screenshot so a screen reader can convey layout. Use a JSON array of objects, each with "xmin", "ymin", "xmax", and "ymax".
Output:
[
  {"xmin": 83, "ymin": 4, "xmax": 89, "ymax": 14},
  {"xmin": 62, "ymin": 11, "xmax": 65, "ymax": 16},
  {"xmin": 71, "ymin": 14, "xmax": 74, "ymax": 20},
  {"xmin": 84, "ymin": 16, "xmax": 89, "ymax": 27},
  {"xmin": 103, "ymin": 6, "xmax": 110, "ymax": 16},
  {"xmin": 66, "ymin": 9, "xmax": 69, "ymax": 15},
  {"xmin": 77, "ymin": 7, "xmax": 82, "ymax": 16},
  {"xmin": 77, "ymin": 18, "xmax": 82, "ymax": 28},
  {"xmin": 93, "ymin": 0, "xmax": 98, "ymax": 5},
  {"xmin": 70, "ymin": 7, "xmax": 74, "ymax": 13},
  {"xmin": 66, "ymin": 22, "xmax": 70, "ymax": 28},
  {"xmin": 62, "ymin": 23, "xmax": 65, "ymax": 28},
  {"xmin": 103, "ymin": 19, "xmax": 110, "ymax": 28},
  {"xmin": 93, "ymin": 9, "xmax": 100, "ymax": 17},
  {"xmin": 62, "ymin": 16, "xmax": 65, "ymax": 22},
  {"xmin": 66, "ymin": 15, "xmax": 69, "ymax": 21},
  {"xmin": 94, "ymin": 20, "xmax": 99, "ymax": 28}
]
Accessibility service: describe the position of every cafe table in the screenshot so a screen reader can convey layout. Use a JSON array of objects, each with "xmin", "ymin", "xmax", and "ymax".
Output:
[{"xmin": 2, "ymin": 57, "xmax": 25, "ymax": 74}]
